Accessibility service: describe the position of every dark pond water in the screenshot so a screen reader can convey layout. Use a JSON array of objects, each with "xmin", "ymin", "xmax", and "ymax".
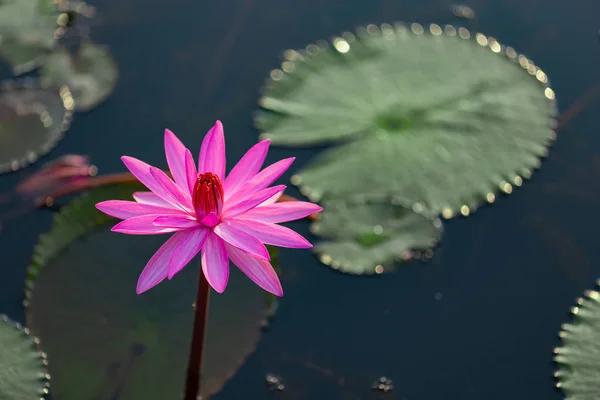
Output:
[{"xmin": 2, "ymin": 0, "xmax": 600, "ymax": 398}]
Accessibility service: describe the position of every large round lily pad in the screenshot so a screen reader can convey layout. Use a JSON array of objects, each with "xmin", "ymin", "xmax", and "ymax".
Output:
[
  {"xmin": 25, "ymin": 182, "xmax": 276, "ymax": 399},
  {"xmin": 311, "ymin": 197, "xmax": 442, "ymax": 274},
  {"xmin": 40, "ymin": 41, "xmax": 118, "ymax": 112},
  {"xmin": 255, "ymin": 23, "xmax": 557, "ymax": 217},
  {"xmin": 0, "ymin": 314, "xmax": 50, "ymax": 399},
  {"xmin": 0, "ymin": 0, "xmax": 59, "ymax": 74},
  {"xmin": 0, "ymin": 79, "xmax": 74, "ymax": 174},
  {"xmin": 555, "ymin": 282, "xmax": 600, "ymax": 400}
]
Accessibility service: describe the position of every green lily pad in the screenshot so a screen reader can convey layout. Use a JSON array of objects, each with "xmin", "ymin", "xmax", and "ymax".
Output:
[
  {"xmin": 25, "ymin": 182, "xmax": 277, "ymax": 399},
  {"xmin": 256, "ymin": 23, "xmax": 557, "ymax": 217},
  {"xmin": 0, "ymin": 314, "xmax": 50, "ymax": 399},
  {"xmin": 0, "ymin": 79, "xmax": 74, "ymax": 174},
  {"xmin": 0, "ymin": 0, "xmax": 59, "ymax": 74},
  {"xmin": 311, "ymin": 197, "xmax": 442, "ymax": 274},
  {"xmin": 40, "ymin": 41, "xmax": 118, "ymax": 112},
  {"xmin": 555, "ymin": 282, "xmax": 600, "ymax": 400}
]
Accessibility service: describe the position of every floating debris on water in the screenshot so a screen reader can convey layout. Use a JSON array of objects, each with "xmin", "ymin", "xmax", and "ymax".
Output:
[
  {"xmin": 265, "ymin": 373, "xmax": 285, "ymax": 391},
  {"xmin": 451, "ymin": 4, "xmax": 476, "ymax": 20},
  {"xmin": 372, "ymin": 376, "xmax": 394, "ymax": 392}
]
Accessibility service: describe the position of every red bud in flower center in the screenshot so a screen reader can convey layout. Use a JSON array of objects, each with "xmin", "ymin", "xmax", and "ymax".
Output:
[{"xmin": 192, "ymin": 172, "xmax": 224, "ymax": 220}]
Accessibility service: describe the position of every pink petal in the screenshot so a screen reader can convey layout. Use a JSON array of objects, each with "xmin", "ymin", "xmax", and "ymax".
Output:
[
  {"xmin": 200, "ymin": 212, "xmax": 220, "ymax": 227},
  {"xmin": 201, "ymin": 232, "xmax": 230, "ymax": 293},
  {"xmin": 168, "ymin": 227, "xmax": 209, "ymax": 279},
  {"xmin": 164, "ymin": 129, "xmax": 190, "ymax": 192},
  {"xmin": 198, "ymin": 121, "xmax": 226, "ymax": 180},
  {"xmin": 149, "ymin": 167, "xmax": 193, "ymax": 212},
  {"xmin": 213, "ymin": 220, "xmax": 270, "ymax": 261},
  {"xmin": 229, "ymin": 219, "xmax": 312, "ymax": 248},
  {"xmin": 96, "ymin": 200, "xmax": 182, "ymax": 220},
  {"xmin": 257, "ymin": 191, "xmax": 282, "ymax": 207},
  {"xmin": 224, "ymin": 140, "xmax": 270, "ymax": 201},
  {"xmin": 136, "ymin": 232, "xmax": 185, "ymax": 294},
  {"xmin": 184, "ymin": 149, "xmax": 197, "ymax": 194},
  {"xmin": 133, "ymin": 192, "xmax": 172, "ymax": 207},
  {"xmin": 238, "ymin": 201, "xmax": 323, "ymax": 223},
  {"xmin": 234, "ymin": 158, "xmax": 294, "ymax": 199},
  {"xmin": 153, "ymin": 215, "xmax": 200, "ymax": 229},
  {"xmin": 112, "ymin": 215, "xmax": 182, "ymax": 235},
  {"xmin": 225, "ymin": 243, "xmax": 283, "ymax": 296},
  {"xmin": 121, "ymin": 156, "xmax": 177, "ymax": 205},
  {"xmin": 221, "ymin": 185, "xmax": 286, "ymax": 219}
]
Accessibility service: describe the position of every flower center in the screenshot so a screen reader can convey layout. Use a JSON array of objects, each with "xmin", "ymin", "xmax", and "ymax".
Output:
[{"xmin": 192, "ymin": 172, "xmax": 224, "ymax": 220}]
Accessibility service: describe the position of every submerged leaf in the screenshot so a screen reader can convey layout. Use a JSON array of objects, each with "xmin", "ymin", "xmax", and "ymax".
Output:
[
  {"xmin": 555, "ymin": 284, "xmax": 600, "ymax": 400},
  {"xmin": 40, "ymin": 41, "xmax": 118, "ymax": 111},
  {"xmin": 0, "ymin": 80, "xmax": 74, "ymax": 174},
  {"xmin": 311, "ymin": 198, "xmax": 442, "ymax": 274},
  {"xmin": 25, "ymin": 182, "xmax": 276, "ymax": 399},
  {"xmin": 0, "ymin": 0, "xmax": 59, "ymax": 74},
  {"xmin": 256, "ymin": 24, "xmax": 557, "ymax": 216},
  {"xmin": 0, "ymin": 314, "xmax": 50, "ymax": 399}
]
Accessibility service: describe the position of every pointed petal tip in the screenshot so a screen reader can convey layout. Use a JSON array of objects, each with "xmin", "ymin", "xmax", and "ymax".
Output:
[
  {"xmin": 136, "ymin": 280, "xmax": 154, "ymax": 294},
  {"xmin": 211, "ymin": 281, "xmax": 227, "ymax": 293},
  {"xmin": 268, "ymin": 282, "xmax": 284, "ymax": 297}
]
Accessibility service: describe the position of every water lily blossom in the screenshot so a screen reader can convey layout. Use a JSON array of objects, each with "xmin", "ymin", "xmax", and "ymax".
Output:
[{"xmin": 96, "ymin": 121, "xmax": 322, "ymax": 296}]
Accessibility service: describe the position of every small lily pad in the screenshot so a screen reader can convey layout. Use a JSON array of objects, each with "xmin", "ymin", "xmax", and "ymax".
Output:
[
  {"xmin": 0, "ymin": 0, "xmax": 59, "ymax": 74},
  {"xmin": 256, "ymin": 23, "xmax": 557, "ymax": 217},
  {"xmin": 0, "ymin": 314, "xmax": 50, "ymax": 399},
  {"xmin": 555, "ymin": 283, "xmax": 600, "ymax": 399},
  {"xmin": 25, "ymin": 182, "xmax": 277, "ymax": 399},
  {"xmin": 311, "ymin": 198, "xmax": 442, "ymax": 274},
  {"xmin": 40, "ymin": 41, "xmax": 118, "ymax": 111},
  {"xmin": 0, "ymin": 79, "xmax": 74, "ymax": 174}
]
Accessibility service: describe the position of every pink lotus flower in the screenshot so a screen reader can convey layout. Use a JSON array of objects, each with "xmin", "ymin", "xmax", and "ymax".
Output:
[
  {"xmin": 96, "ymin": 121, "xmax": 322, "ymax": 296},
  {"xmin": 16, "ymin": 155, "xmax": 96, "ymax": 203}
]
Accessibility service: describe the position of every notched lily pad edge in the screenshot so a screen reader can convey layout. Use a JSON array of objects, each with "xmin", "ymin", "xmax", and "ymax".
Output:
[
  {"xmin": 23, "ymin": 183, "xmax": 143, "ymax": 308},
  {"xmin": 0, "ymin": 314, "xmax": 51, "ymax": 398},
  {"xmin": 256, "ymin": 22, "xmax": 559, "ymax": 221},
  {"xmin": 553, "ymin": 278, "xmax": 600, "ymax": 396},
  {"xmin": 0, "ymin": 78, "xmax": 74, "ymax": 175},
  {"xmin": 22, "ymin": 183, "xmax": 281, "ymax": 400},
  {"xmin": 310, "ymin": 195, "xmax": 444, "ymax": 275}
]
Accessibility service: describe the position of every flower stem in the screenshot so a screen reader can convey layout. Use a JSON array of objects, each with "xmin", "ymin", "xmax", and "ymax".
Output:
[{"xmin": 184, "ymin": 268, "xmax": 211, "ymax": 400}]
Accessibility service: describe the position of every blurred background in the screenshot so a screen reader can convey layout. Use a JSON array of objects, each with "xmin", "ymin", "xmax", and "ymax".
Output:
[{"xmin": 1, "ymin": 0, "xmax": 600, "ymax": 399}]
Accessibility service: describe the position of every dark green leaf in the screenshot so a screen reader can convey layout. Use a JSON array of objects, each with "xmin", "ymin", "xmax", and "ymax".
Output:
[
  {"xmin": 256, "ymin": 24, "xmax": 557, "ymax": 216},
  {"xmin": 311, "ymin": 198, "xmax": 442, "ymax": 274},
  {"xmin": 0, "ymin": 314, "xmax": 50, "ymax": 399},
  {"xmin": 25, "ymin": 182, "xmax": 277, "ymax": 399}
]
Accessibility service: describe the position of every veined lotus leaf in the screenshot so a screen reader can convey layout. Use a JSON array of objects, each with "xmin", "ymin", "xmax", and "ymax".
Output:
[
  {"xmin": 40, "ymin": 41, "xmax": 118, "ymax": 111},
  {"xmin": 0, "ymin": 0, "xmax": 59, "ymax": 74},
  {"xmin": 25, "ymin": 182, "xmax": 278, "ymax": 399},
  {"xmin": 255, "ymin": 23, "xmax": 557, "ymax": 216},
  {"xmin": 0, "ymin": 79, "xmax": 73, "ymax": 174},
  {"xmin": 555, "ymin": 283, "xmax": 600, "ymax": 400},
  {"xmin": 311, "ymin": 198, "xmax": 442, "ymax": 274},
  {"xmin": 0, "ymin": 314, "xmax": 50, "ymax": 399}
]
